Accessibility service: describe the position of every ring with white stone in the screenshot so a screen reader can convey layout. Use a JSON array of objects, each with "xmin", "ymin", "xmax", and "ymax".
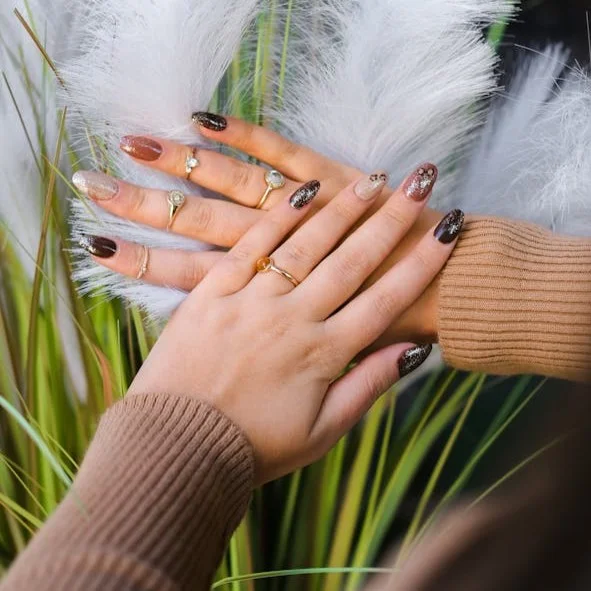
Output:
[
  {"xmin": 255, "ymin": 170, "xmax": 286, "ymax": 210},
  {"xmin": 185, "ymin": 148, "xmax": 199, "ymax": 180},
  {"xmin": 167, "ymin": 190, "xmax": 187, "ymax": 232},
  {"xmin": 137, "ymin": 245, "xmax": 150, "ymax": 280}
]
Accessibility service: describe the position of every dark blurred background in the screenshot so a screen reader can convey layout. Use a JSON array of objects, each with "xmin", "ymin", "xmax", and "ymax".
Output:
[{"xmin": 504, "ymin": 0, "xmax": 590, "ymax": 63}]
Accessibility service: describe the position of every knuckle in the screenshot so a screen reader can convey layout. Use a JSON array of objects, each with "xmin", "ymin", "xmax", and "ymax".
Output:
[
  {"xmin": 182, "ymin": 258, "xmax": 205, "ymax": 288},
  {"xmin": 371, "ymin": 290, "xmax": 398, "ymax": 319},
  {"xmin": 413, "ymin": 247, "xmax": 439, "ymax": 276},
  {"xmin": 333, "ymin": 199, "xmax": 359, "ymax": 224},
  {"xmin": 282, "ymin": 241, "xmax": 314, "ymax": 266},
  {"xmin": 280, "ymin": 139, "xmax": 301, "ymax": 161},
  {"xmin": 334, "ymin": 249, "xmax": 371, "ymax": 280},
  {"xmin": 128, "ymin": 187, "xmax": 148, "ymax": 218},
  {"xmin": 228, "ymin": 244, "xmax": 253, "ymax": 262},
  {"xmin": 230, "ymin": 163, "xmax": 253, "ymax": 192},
  {"xmin": 189, "ymin": 200, "xmax": 214, "ymax": 233},
  {"xmin": 234, "ymin": 123, "xmax": 255, "ymax": 151},
  {"xmin": 382, "ymin": 204, "xmax": 411, "ymax": 229}
]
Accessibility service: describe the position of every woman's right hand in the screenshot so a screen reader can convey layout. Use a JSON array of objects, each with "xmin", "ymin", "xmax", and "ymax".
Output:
[{"xmin": 122, "ymin": 166, "xmax": 463, "ymax": 484}]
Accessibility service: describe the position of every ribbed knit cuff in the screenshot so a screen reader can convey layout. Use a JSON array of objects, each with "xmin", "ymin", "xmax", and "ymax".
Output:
[
  {"xmin": 2, "ymin": 394, "xmax": 254, "ymax": 591},
  {"xmin": 439, "ymin": 216, "xmax": 591, "ymax": 382}
]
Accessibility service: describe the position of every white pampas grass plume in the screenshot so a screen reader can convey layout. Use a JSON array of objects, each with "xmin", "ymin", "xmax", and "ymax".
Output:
[
  {"xmin": 62, "ymin": 0, "xmax": 262, "ymax": 316},
  {"xmin": 453, "ymin": 45, "xmax": 591, "ymax": 236},
  {"xmin": 65, "ymin": 0, "xmax": 515, "ymax": 318},
  {"xmin": 270, "ymin": 0, "xmax": 516, "ymax": 199}
]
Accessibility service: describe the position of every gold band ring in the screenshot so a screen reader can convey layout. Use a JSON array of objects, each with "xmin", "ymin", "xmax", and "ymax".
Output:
[
  {"xmin": 256, "ymin": 256, "xmax": 299, "ymax": 288},
  {"xmin": 255, "ymin": 170, "xmax": 286, "ymax": 210},
  {"xmin": 185, "ymin": 148, "xmax": 199, "ymax": 180},
  {"xmin": 137, "ymin": 245, "xmax": 150, "ymax": 280},
  {"xmin": 167, "ymin": 190, "xmax": 186, "ymax": 232}
]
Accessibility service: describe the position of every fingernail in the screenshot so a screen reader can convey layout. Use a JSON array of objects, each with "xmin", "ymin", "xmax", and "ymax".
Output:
[
  {"xmin": 78, "ymin": 235, "xmax": 117, "ymax": 259},
  {"xmin": 289, "ymin": 180, "xmax": 320, "ymax": 210},
  {"xmin": 355, "ymin": 171, "xmax": 388, "ymax": 201},
  {"xmin": 192, "ymin": 112, "xmax": 228, "ymax": 132},
  {"xmin": 403, "ymin": 164, "xmax": 438, "ymax": 202},
  {"xmin": 72, "ymin": 171, "xmax": 119, "ymax": 201},
  {"xmin": 120, "ymin": 136, "xmax": 163, "ymax": 161},
  {"xmin": 398, "ymin": 344, "xmax": 433, "ymax": 378},
  {"xmin": 434, "ymin": 209, "xmax": 465, "ymax": 244}
]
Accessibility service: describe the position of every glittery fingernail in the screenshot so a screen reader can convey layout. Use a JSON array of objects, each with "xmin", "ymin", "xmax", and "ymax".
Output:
[
  {"xmin": 120, "ymin": 136, "xmax": 163, "ymax": 161},
  {"xmin": 434, "ymin": 209, "xmax": 465, "ymax": 244},
  {"xmin": 398, "ymin": 344, "xmax": 432, "ymax": 377},
  {"xmin": 403, "ymin": 164, "xmax": 438, "ymax": 201},
  {"xmin": 289, "ymin": 180, "xmax": 320, "ymax": 209},
  {"xmin": 72, "ymin": 171, "xmax": 119, "ymax": 201},
  {"xmin": 78, "ymin": 235, "xmax": 117, "ymax": 259},
  {"xmin": 192, "ymin": 112, "xmax": 228, "ymax": 132},
  {"xmin": 355, "ymin": 171, "xmax": 388, "ymax": 201}
]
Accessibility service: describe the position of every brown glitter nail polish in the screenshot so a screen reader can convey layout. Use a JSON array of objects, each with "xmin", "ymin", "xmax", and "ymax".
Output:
[
  {"xmin": 355, "ymin": 171, "xmax": 388, "ymax": 201},
  {"xmin": 434, "ymin": 209, "xmax": 465, "ymax": 244},
  {"xmin": 192, "ymin": 111, "xmax": 228, "ymax": 132},
  {"xmin": 398, "ymin": 344, "xmax": 432, "ymax": 377},
  {"xmin": 72, "ymin": 171, "xmax": 119, "ymax": 201},
  {"xmin": 289, "ymin": 180, "xmax": 320, "ymax": 209},
  {"xmin": 403, "ymin": 164, "xmax": 438, "ymax": 201},
  {"xmin": 79, "ymin": 235, "xmax": 117, "ymax": 259},
  {"xmin": 120, "ymin": 136, "xmax": 163, "ymax": 161}
]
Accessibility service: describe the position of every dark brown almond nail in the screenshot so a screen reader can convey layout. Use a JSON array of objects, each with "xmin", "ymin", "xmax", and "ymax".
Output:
[
  {"xmin": 289, "ymin": 180, "xmax": 320, "ymax": 209},
  {"xmin": 403, "ymin": 164, "xmax": 438, "ymax": 201},
  {"xmin": 192, "ymin": 112, "xmax": 228, "ymax": 132},
  {"xmin": 398, "ymin": 344, "xmax": 433, "ymax": 377},
  {"xmin": 434, "ymin": 209, "xmax": 465, "ymax": 244},
  {"xmin": 79, "ymin": 236, "xmax": 117, "ymax": 259},
  {"xmin": 120, "ymin": 136, "xmax": 163, "ymax": 161}
]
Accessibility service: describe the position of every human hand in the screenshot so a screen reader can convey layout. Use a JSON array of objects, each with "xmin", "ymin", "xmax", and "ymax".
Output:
[
  {"xmin": 120, "ymin": 166, "xmax": 463, "ymax": 484},
  {"xmin": 74, "ymin": 114, "xmax": 443, "ymax": 344}
]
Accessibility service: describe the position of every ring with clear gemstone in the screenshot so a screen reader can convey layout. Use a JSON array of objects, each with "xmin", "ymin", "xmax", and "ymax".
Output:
[
  {"xmin": 185, "ymin": 150, "xmax": 199, "ymax": 177},
  {"xmin": 265, "ymin": 170, "xmax": 286, "ymax": 190}
]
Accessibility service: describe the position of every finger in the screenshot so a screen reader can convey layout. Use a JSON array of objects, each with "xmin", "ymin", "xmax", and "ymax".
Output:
[
  {"xmin": 73, "ymin": 170, "xmax": 262, "ymax": 248},
  {"xmin": 298, "ymin": 164, "xmax": 438, "ymax": 318},
  {"xmin": 203, "ymin": 181, "xmax": 321, "ymax": 296},
  {"xmin": 310, "ymin": 343, "xmax": 432, "ymax": 443},
  {"xmin": 328, "ymin": 210, "xmax": 464, "ymax": 358},
  {"xmin": 119, "ymin": 135, "xmax": 299, "ymax": 209},
  {"xmin": 250, "ymin": 172, "xmax": 389, "ymax": 295},
  {"xmin": 78, "ymin": 235, "xmax": 223, "ymax": 291},
  {"xmin": 192, "ymin": 113, "xmax": 347, "ymax": 182}
]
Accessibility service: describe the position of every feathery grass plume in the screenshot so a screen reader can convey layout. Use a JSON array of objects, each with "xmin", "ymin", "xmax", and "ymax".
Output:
[
  {"xmin": 453, "ymin": 45, "xmax": 591, "ymax": 236},
  {"xmin": 267, "ymin": 0, "xmax": 516, "ymax": 200},
  {"xmin": 62, "ymin": 0, "xmax": 262, "ymax": 316}
]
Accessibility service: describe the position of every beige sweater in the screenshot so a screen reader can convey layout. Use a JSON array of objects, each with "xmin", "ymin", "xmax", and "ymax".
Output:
[{"xmin": 2, "ymin": 217, "xmax": 590, "ymax": 590}]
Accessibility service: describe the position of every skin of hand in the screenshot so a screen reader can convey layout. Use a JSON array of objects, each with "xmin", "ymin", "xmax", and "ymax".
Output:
[
  {"xmin": 74, "ymin": 114, "xmax": 443, "ymax": 345},
  {"xmin": 123, "ymin": 168, "xmax": 462, "ymax": 485}
]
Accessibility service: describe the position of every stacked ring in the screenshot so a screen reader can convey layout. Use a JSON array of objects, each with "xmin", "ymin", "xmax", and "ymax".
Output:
[{"xmin": 255, "ymin": 170, "xmax": 286, "ymax": 210}]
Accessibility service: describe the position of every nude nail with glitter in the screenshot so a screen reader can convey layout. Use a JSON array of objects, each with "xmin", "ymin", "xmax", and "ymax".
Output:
[
  {"xmin": 403, "ymin": 164, "xmax": 438, "ymax": 201},
  {"xmin": 355, "ymin": 171, "xmax": 388, "ymax": 201},
  {"xmin": 72, "ymin": 171, "xmax": 119, "ymax": 201}
]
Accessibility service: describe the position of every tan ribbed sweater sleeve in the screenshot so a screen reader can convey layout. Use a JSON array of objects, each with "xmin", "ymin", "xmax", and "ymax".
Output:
[
  {"xmin": 439, "ymin": 216, "xmax": 591, "ymax": 382},
  {"xmin": 0, "ymin": 393, "xmax": 254, "ymax": 591}
]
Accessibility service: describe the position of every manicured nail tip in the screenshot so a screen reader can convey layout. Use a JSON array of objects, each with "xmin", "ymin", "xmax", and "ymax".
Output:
[
  {"xmin": 79, "ymin": 235, "xmax": 117, "ymax": 259},
  {"xmin": 404, "ymin": 163, "xmax": 438, "ymax": 202},
  {"xmin": 120, "ymin": 136, "xmax": 163, "ymax": 161},
  {"xmin": 72, "ymin": 171, "xmax": 119, "ymax": 201},
  {"xmin": 289, "ymin": 180, "xmax": 321, "ymax": 209},
  {"xmin": 355, "ymin": 171, "xmax": 388, "ymax": 201},
  {"xmin": 192, "ymin": 111, "xmax": 228, "ymax": 131},
  {"xmin": 434, "ymin": 209, "xmax": 465, "ymax": 244},
  {"xmin": 398, "ymin": 344, "xmax": 433, "ymax": 378}
]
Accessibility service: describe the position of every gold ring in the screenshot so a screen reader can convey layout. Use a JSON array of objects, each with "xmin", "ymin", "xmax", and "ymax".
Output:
[
  {"xmin": 185, "ymin": 148, "xmax": 199, "ymax": 180},
  {"xmin": 256, "ymin": 256, "xmax": 299, "ymax": 288},
  {"xmin": 137, "ymin": 245, "xmax": 150, "ymax": 280},
  {"xmin": 167, "ymin": 190, "xmax": 186, "ymax": 231},
  {"xmin": 255, "ymin": 170, "xmax": 286, "ymax": 210}
]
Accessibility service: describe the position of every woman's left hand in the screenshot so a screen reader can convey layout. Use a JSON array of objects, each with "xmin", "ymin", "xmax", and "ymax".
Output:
[{"xmin": 125, "ymin": 165, "xmax": 463, "ymax": 484}]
